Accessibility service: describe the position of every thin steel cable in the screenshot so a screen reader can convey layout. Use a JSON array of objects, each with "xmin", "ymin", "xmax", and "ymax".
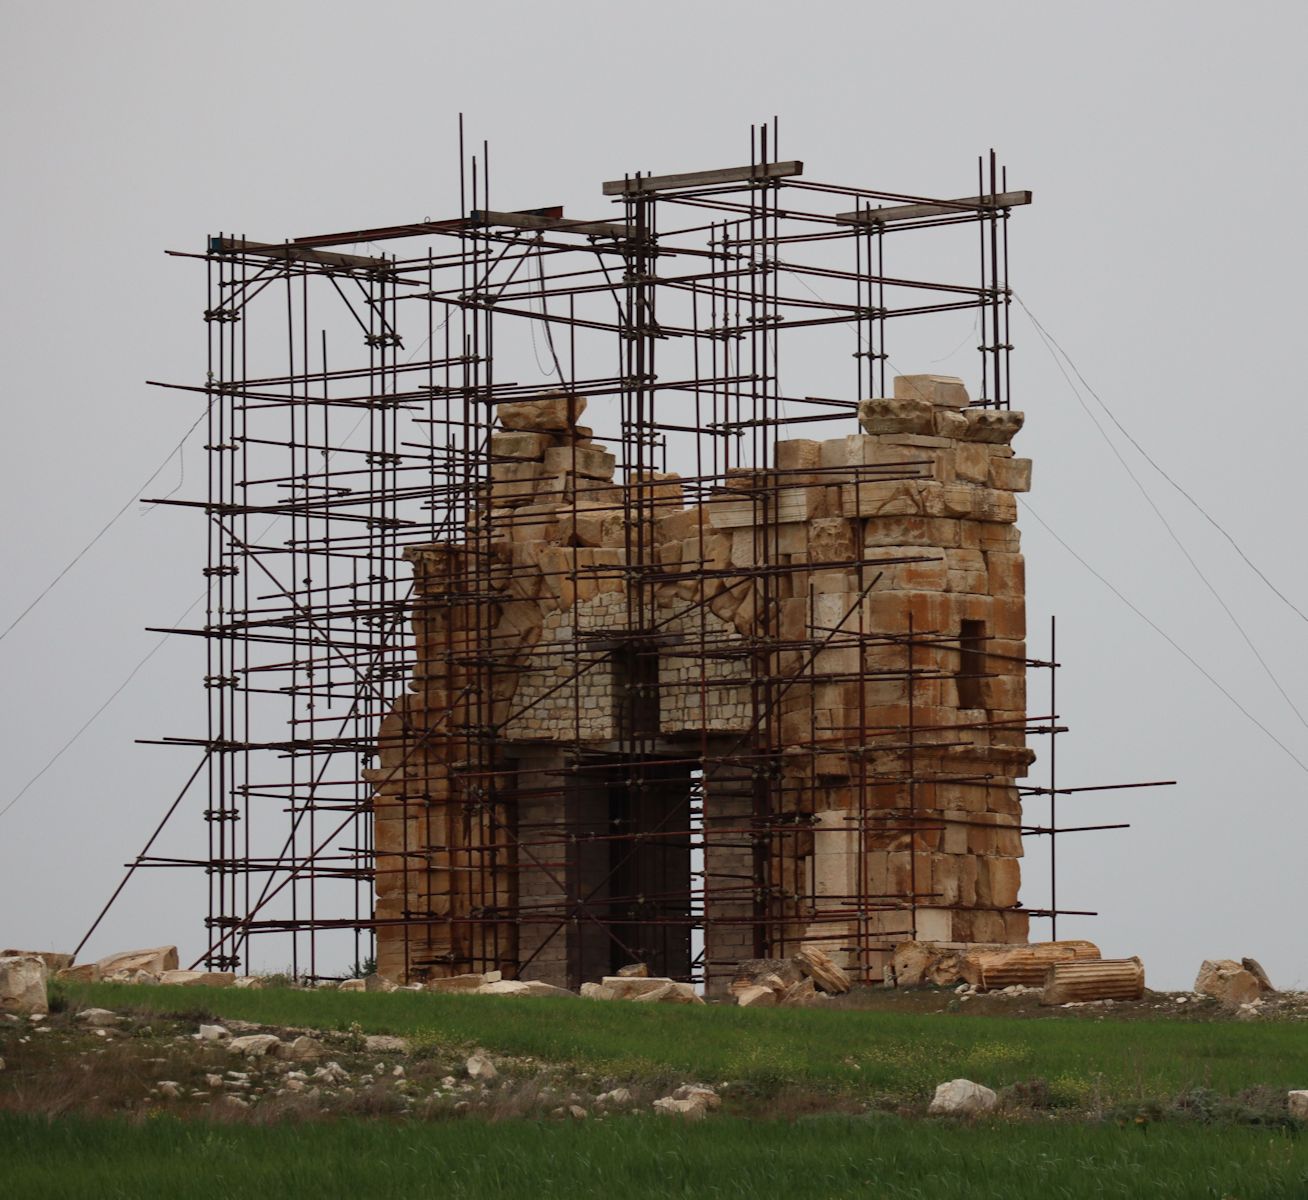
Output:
[
  {"xmin": 1016, "ymin": 293, "xmax": 1308, "ymax": 626},
  {"xmin": 1018, "ymin": 295, "xmax": 1308, "ymax": 731},
  {"xmin": 1021, "ymin": 498, "xmax": 1308, "ymax": 775},
  {"xmin": 0, "ymin": 402, "xmax": 210, "ymax": 646}
]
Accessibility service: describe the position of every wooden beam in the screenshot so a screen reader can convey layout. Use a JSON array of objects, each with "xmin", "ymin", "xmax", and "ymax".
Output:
[
  {"xmin": 602, "ymin": 160, "xmax": 803, "ymax": 197},
  {"xmin": 836, "ymin": 190, "xmax": 1031, "ymax": 225},
  {"xmin": 209, "ymin": 237, "xmax": 390, "ymax": 272},
  {"xmin": 470, "ymin": 208, "xmax": 631, "ymax": 240}
]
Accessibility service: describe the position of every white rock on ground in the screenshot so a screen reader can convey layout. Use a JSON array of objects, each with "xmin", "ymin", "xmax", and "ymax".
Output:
[
  {"xmin": 653, "ymin": 1084, "xmax": 721, "ymax": 1119},
  {"xmin": 279, "ymin": 1036, "xmax": 325, "ymax": 1062},
  {"xmin": 313, "ymin": 1062, "xmax": 349, "ymax": 1084},
  {"xmin": 195, "ymin": 1024, "xmax": 229, "ymax": 1041},
  {"xmin": 466, "ymin": 1053, "xmax": 498, "ymax": 1081},
  {"xmin": 227, "ymin": 1034, "xmax": 281, "ymax": 1058},
  {"xmin": 1195, "ymin": 960, "xmax": 1263, "ymax": 1009},
  {"xmin": 94, "ymin": 947, "xmax": 178, "ymax": 976},
  {"xmin": 157, "ymin": 1081, "xmax": 181, "ymax": 1098},
  {"xmin": 1289, "ymin": 1091, "xmax": 1308, "ymax": 1120},
  {"xmin": 363, "ymin": 1035, "xmax": 408, "ymax": 1053},
  {"xmin": 0, "ymin": 955, "xmax": 49, "ymax": 1015},
  {"xmin": 77, "ymin": 1009, "xmax": 121, "ymax": 1028},
  {"xmin": 928, "ymin": 1078, "xmax": 998, "ymax": 1116}
]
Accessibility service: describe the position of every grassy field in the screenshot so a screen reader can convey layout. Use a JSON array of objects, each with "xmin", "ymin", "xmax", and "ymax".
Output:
[
  {"xmin": 61, "ymin": 980, "xmax": 1308, "ymax": 1108},
  {"xmin": 5, "ymin": 1111, "xmax": 1307, "ymax": 1199}
]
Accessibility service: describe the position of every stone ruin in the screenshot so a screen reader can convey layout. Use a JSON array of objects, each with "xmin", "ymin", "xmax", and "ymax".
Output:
[{"xmin": 367, "ymin": 374, "xmax": 1034, "ymax": 995}]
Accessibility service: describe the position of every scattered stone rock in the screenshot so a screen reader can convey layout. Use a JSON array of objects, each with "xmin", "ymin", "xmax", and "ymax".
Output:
[
  {"xmin": 466, "ymin": 1053, "xmax": 498, "ymax": 1081},
  {"xmin": 476, "ymin": 979, "xmax": 574, "ymax": 999},
  {"xmin": 1, "ymin": 950, "xmax": 73, "ymax": 972},
  {"xmin": 580, "ymin": 982, "xmax": 618, "ymax": 1001},
  {"xmin": 736, "ymin": 984, "xmax": 778, "ymax": 1008},
  {"xmin": 157, "ymin": 1081, "xmax": 181, "ymax": 1098},
  {"xmin": 279, "ymin": 1036, "xmax": 325, "ymax": 1062},
  {"xmin": 497, "ymin": 394, "xmax": 587, "ymax": 433},
  {"xmin": 232, "ymin": 976, "xmax": 264, "ymax": 990},
  {"xmin": 0, "ymin": 956, "xmax": 49, "ymax": 1015},
  {"xmin": 793, "ymin": 946, "xmax": 851, "ymax": 995},
  {"xmin": 653, "ymin": 1085, "xmax": 720, "ymax": 1120},
  {"xmin": 426, "ymin": 972, "xmax": 493, "ymax": 993},
  {"xmin": 1195, "ymin": 960, "xmax": 1263, "ymax": 1009},
  {"xmin": 928, "ymin": 1078, "xmax": 998, "ymax": 1116},
  {"xmin": 227, "ymin": 1034, "xmax": 281, "ymax": 1058},
  {"xmin": 1242, "ymin": 958, "xmax": 1276, "ymax": 993},
  {"xmin": 0, "ymin": 1057, "xmax": 5, "ymax": 1071},
  {"xmin": 55, "ymin": 964, "xmax": 102, "ymax": 984},
  {"xmin": 94, "ymin": 946, "xmax": 178, "ymax": 977},
  {"xmin": 629, "ymin": 981, "xmax": 703, "ymax": 1005},
  {"xmin": 195, "ymin": 1024, "xmax": 229, "ymax": 1041},
  {"xmin": 363, "ymin": 1035, "xmax": 408, "ymax": 1053},
  {"xmin": 313, "ymin": 1062, "xmax": 349, "ymax": 1085},
  {"xmin": 568, "ymin": 1104, "xmax": 588, "ymax": 1119},
  {"xmin": 159, "ymin": 969, "xmax": 237, "ymax": 988},
  {"xmin": 76, "ymin": 1008, "xmax": 120, "ymax": 1028},
  {"xmin": 338, "ymin": 979, "xmax": 366, "ymax": 992},
  {"xmin": 1288, "ymin": 1091, "xmax": 1308, "ymax": 1121},
  {"xmin": 730, "ymin": 958, "xmax": 802, "ymax": 998},
  {"xmin": 597, "ymin": 1087, "xmax": 632, "ymax": 1106},
  {"xmin": 219, "ymin": 1094, "xmax": 251, "ymax": 1111},
  {"xmin": 780, "ymin": 978, "xmax": 818, "ymax": 1007},
  {"xmin": 616, "ymin": 963, "xmax": 649, "ymax": 978},
  {"xmin": 363, "ymin": 973, "xmax": 398, "ymax": 993}
]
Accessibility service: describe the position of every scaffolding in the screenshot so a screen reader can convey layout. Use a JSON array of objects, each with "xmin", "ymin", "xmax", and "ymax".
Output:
[{"xmin": 130, "ymin": 126, "xmax": 1165, "ymax": 988}]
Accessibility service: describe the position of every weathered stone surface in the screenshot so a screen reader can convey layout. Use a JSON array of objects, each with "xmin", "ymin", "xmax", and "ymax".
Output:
[
  {"xmin": 497, "ymin": 394, "xmax": 587, "ymax": 432},
  {"xmin": 780, "ymin": 978, "xmax": 818, "ymax": 1007},
  {"xmin": 338, "ymin": 979, "xmax": 366, "ymax": 992},
  {"xmin": 962, "ymin": 941, "xmax": 1101, "ymax": 990},
  {"xmin": 2, "ymin": 950, "xmax": 72, "ymax": 971},
  {"xmin": 279, "ymin": 1035, "xmax": 325, "ymax": 1062},
  {"xmin": 928, "ymin": 1078, "xmax": 997, "ymax": 1116},
  {"xmin": 159, "ymin": 969, "xmax": 236, "ymax": 988},
  {"xmin": 962, "ymin": 409, "xmax": 1024, "ymax": 444},
  {"xmin": 426, "ymin": 973, "xmax": 492, "ymax": 993},
  {"xmin": 616, "ymin": 963, "xmax": 650, "ymax": 978},
  {"xmin": 195, "ymin": 1024, "xmax": 228, "ymax": 1040},
  {"xmin": 1289, "ymin": 1091, "xmax": 1308, "ymax": 1121},
  {"xmin": 653, "ymin": 1085, "xmax": 720, "ymax": 1119},
  {"xmin": 227, "ymin": 1034, "xmax": 281, "ymax": 1058},
  {"xmin": 55, "ymin": 963, "xmax": 102, "ymax": 984},
  {"xmin": 77, "ymin": 1008, "xmax": 120, "ymax": 1028},
  {"xmin": 736, "ymin": 984, "xmax": 778, "ymax": 1007},
  {"xmin": 858, "ymin": 396, "xmax": 935, "ymax": 436},
  {"xmin": 0, "ymin": 955, "xmax": 48, "ymax": 1015},
  {"xmin": 466, "ymin": 1052, "xmax": 498, "ymax": 1081},
  {"xmin": 364, "ymin": 1035, "xmax": 409, "ymax": 1053},
  {"xmin": 729, "ymin": 958, "xmax": 802, "ymax": 997},
  {"xmin": 793, "ymin": 946, "xmax": 851, "ymax": 995},
  {"xmin": 893, "ymin": 374, "xmax": 970, "ymax": 409},
  {"xmin": 1242, "ymin": 957, "xmax": 1275, "ymax": 993},
  {"xmin": 580, "ymin": 981, "xmax": 618, "ymax": 1000},
  {"xmin": 1195, "ymin": 959, "xmax": 1263, "ymax": 1008},
  {"xmin": 95, "ymin": 947, "xmax": 178, "ymax": 977},
  {"xmin": 1041, "ymin": 957, "xmax": 1144, "ymax": 1005}
]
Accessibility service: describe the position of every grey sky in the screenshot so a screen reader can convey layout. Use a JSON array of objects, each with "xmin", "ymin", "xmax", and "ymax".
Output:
[{"xmin": 2, "ymin": 0, "xmax": 1305, "ymax": 990}]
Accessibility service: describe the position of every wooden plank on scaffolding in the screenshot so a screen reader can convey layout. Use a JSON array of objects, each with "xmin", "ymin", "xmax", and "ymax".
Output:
[
  {"xmin": 602, "ymin": 160, "xmax": 804, "ymax": 196},
  {"xmin": 836, "ymin": 190, "xmax": 1032, "ymax": 224},
  {"xmin": 470, "ymin": 208, "xmax": 631, "ymax": 239},
  {"xmin": 209, "ymin": 237, "xmax": 390, "ymax": 272}
]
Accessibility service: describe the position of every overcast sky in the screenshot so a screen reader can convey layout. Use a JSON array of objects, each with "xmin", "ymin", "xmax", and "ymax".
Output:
[{"xmin": 2, "ymin": 1, "xmax": 1305, "ymax": 990}]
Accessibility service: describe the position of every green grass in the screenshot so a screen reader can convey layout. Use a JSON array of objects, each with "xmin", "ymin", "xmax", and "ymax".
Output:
[
  {"xmin": 62, "ymin": 981, "xmax": 1308, "ymax": 1106},
  {"xmin": 3, "ymin": 1112, "xmax": 1306, "ymax": 1199}
]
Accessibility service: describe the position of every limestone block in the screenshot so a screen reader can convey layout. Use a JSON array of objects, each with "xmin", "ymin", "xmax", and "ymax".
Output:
[
  {"xmin": 793, "ymin": 946, "xmax": 851, "ymax": 994},
  {"xmin": 630, "ymin": 470, "xmax": 683, "ymax": 506},
  {"xmin": 0, "ymin": 956, "xmax": 48, "ymax": 1015},
  {"xmin": 953, "ymin": 442, "xmax": 991, "ymax": 484},
  {"xmin": 932, "ymin": 409, "xmax": 968, "ymax": 439},
  {"xmin": 929, "ymin": 1078, "xmax": 998, "ymax": 1116},
  {"xmin": 986, "ymin": 551, "xmax": 1024, "ymax": 598},
  {"xmin": 496, "ymin": 393, "xmax": 586, "ymax": 432},
  {"xmin": 962, "ymin": 409, "xmax": 1024, "ymax": 444},
  {"xmin": 808, "ymin": 517, "xmax": 857, "ymax": 563},
  {"xmin": 96, "ymin": 946, "xmax": 178, "ymax": 976},
  {"xmin": 864, "ymin": 515, "xmax": 961, "ymax": 549},
  {"xmin": 858, "ymin": 396, "xmax": 935, "ymax": 436},
  {"xmin": 1195, "ymin": 959, "xmax": 1263, "ymax": 1008},
  {"xmin": 2, "ymin": 951, "xmax": 72, "ymax": 971},
  {"xmin": 944, "ymin": 548, "xmax": 988, "ymax": 593},
  {"xmin": 843, "ymin": 479, "xmax": 940, "ymax": 518},
  {"xmin": 989, "ymin": 456, "xmax": 1032, "ymax": 492},
  {"xmin": 491, "ymin": 431, "xmax": 554, "ymax": 460},
  {"xmin": 542, "ymin": 444, "xmax": 616, "ymax": 480},
  {"xmin": 1289, "ymin": 1092, "xmax": 1308, "ymax": 1121},
  {"xmin": 941, "ymin": 485, "xmax": 1018, "ymax": 524},
  {"xmin": 776, "ymin": 439, "xmax": 821, "ymax": 470},
  {"xmin": 730, "ymin": 529, "xmax": 759, "ymax": 568},
  {"xmin": 56, "ymin": 963, "xmax": 102, "ymax": 984},
  {"xmin": 893, "ymin": 374, "xmax": 970, "ymax": 409},
  {"xmin": 862, "ymin": 545, "xmax": 948, "ymax": 592},
  {"xmin": 1041, "ymin": 958, "xmax": 1144, "ymax": 1005}
]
